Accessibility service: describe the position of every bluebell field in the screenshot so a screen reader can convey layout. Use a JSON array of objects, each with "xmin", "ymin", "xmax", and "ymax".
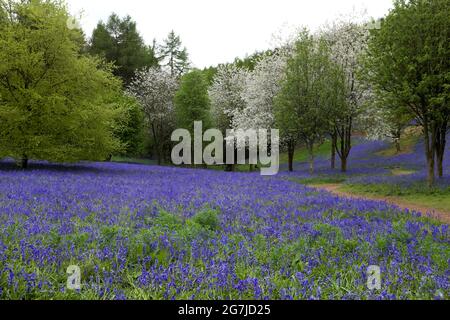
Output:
[{"xmin": 0, "ymin": 137, "xmax": 449, "ymax": 300}]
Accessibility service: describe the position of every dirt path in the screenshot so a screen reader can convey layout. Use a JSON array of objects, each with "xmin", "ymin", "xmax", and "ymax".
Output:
[{"xmin": 311, "ymin": 184, "xmax": 450, "ymax": 225}]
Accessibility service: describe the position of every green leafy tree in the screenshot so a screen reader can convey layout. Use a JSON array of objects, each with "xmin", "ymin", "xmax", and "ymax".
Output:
[
  {"xmin": 275, "ymin": 31, "xmax": 338, "ymax": 173},
  {"xmin": 174, "ymin": 69, "xmax": 211, "ymax": 132},
  {"xmin": 159, "ymin": 30, "xmax": 190, "ymax": 76},
  {"xmin": 113, "ymin": 95, "xmax": 146, "ymax": 157},
  {"xmin": 0, "ymin": 0, "xmax": 123, "ymax": 168},
  {"xmin": 363, "ymin": 0, "xmax": 450, "ymax": 186},
  {"xmin": 89, "ymin": 13, "xmax": 158, "ymax": 86}
]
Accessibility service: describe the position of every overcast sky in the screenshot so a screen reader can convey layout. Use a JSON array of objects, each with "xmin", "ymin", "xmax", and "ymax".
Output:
[{"xmin": 67, "ymin": 0, "xmax": 393, "ymax": 69}]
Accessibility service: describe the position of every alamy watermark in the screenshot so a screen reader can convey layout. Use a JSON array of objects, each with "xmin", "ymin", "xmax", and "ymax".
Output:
[
  {"xmin": 171, "ymin": 121, "xmax": 280, "ymax": 176},
  {"xmin": 67, "ymin": 265, "xmax": 81, "ymax": 290},
  {"xmin": 367, "ymin": 265, "xmax": 381, "ymax": 290}
]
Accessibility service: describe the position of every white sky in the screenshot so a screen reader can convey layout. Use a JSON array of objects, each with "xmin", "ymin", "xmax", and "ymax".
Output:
[{"xmin": 67, "ymin": 0, "xmax": 393, "ymax": 69}]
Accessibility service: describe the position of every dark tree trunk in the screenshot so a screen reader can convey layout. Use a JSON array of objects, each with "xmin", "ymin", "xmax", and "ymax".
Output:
[
  {"xmin": 341, "ymin": 157, "xmax": 347, "ymax": 173},
  {"xmin": 151, "ymin": 123, "xmax": 163, "ymax": 166},
  {"xmin": 20, "ymin": 155, "xmax": 28, "ymax": 169},
  {"xmin": 331, "ymin": 131, "xmax": 337, "ymax": 169},
  {"xmin": 336, "ymin": 117, "xmax": 352, "ymax": 173},
  {"xmin": 307, "ymin": 141, "xmax": 315, "ymax": 174},
  {"xmin": 423, "ymin": 121, "xmax": 436, "ymax": 187},
  {"xmin": 435, "ymin": 122, "xmax": 447, "ymax": 178},
  {"xmin": 393, "ymin": 128, "xmax": 402, "ymax": 154},
  {"xmin": 288, "ymin": 141, "xmax": 295, "ymax": 172},
  {"xmin": 395, "ymin": 139, "xmax": 401, "ymax": 153}
]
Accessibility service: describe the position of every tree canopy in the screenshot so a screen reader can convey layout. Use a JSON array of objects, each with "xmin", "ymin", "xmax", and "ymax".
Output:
[
  {"xmin": 89, "ymin": 13, "xmax": 158, "ymax": 86},
  {"xmin": 0, "ymin": 0, "xmax": 123, "ymax": 167},
  {"xmin": 363, "ymin": 0, "xmax": 450, "ymax": 185}
]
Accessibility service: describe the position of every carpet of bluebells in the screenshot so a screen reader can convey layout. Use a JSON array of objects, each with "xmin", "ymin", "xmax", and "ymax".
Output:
[
  {"xmin": 280, "ymin": 135, "xmax": 450, "ymax": 193},
  {"xmin": 0, "ymin": 148, "xmax": 449, "ymax": 300}
]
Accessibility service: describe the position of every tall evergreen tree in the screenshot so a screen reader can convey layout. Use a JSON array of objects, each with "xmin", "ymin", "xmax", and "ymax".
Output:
[
  {"xmin": 159, "ymin": 30, "xmax": 190, "ymax": 76},
  {"xmin": 89, "ymin": 14, "xmax": 158, "ymax": 86}
]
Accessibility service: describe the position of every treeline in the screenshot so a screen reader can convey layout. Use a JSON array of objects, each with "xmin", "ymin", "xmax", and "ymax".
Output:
[
  {"xmin": 0, "ymin": 0, "xmax": 448, "ymax": 188},
  {"xmin": 0, "ymin": 0, "xmax": 190, "ymax": 166}
]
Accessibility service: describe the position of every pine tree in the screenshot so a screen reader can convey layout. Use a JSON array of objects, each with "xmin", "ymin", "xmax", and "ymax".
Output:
[
  {"xmin": 89, "ymin": 14, "xmax": 158, "ymax": 86},
  {"xmin": 159, "ymin": 30, "xmax": 190, "ymax": 76}
]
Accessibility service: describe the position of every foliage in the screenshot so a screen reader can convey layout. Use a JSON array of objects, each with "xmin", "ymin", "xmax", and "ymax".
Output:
[
  {"xmin": 158, "ymin": 30, "xmax": 190, "ymax": 77},
  {"xmin": 209, "ymin": 65, "xmax": 248, "ymax": 133},
  {"xmin": 363, "ymin": 0, "xmax": 450, "ymax": 185},
  {"xmin": 112, "ymin": 95, "xmax": 147, "ymax": 157},
  {"xmin": 275, "ymin": 31, "xmax": 340, "ymax": 173},
  {"xmin": 322, "ymin": 18, "xmax": 371, "ymax": 172},
  {"xmin": 127, "ymin": 67, "xmax": 178, "ymax": 164},
  {"xmin": 191, "ymin": 208, "xmax": 221, "ymax": 231},
  {"xmin": 89, "ymin": 13, "xmax": 158, "ymax": 86},
  {"xmin": 232, "ymin": 51, "xmax": 287, "ymax": 132},
  {"xmin": 0, "ymin": 0, "xmax": 123, "ymax": 166},
  {"xmin": 174, "ymin": 69, "xmax": 211, "ymax": 132}
]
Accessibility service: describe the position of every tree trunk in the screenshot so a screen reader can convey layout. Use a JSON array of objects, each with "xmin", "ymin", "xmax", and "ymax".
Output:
[
  {"xmin": 308, "ymin": 141, "xmax": 315, "ymax": 174},
  {"xmin": 331, "ymin": 132, "xmax": 337, "ymax": 169},
  {"xmin": 393, "ymin": 128, "xmax": 402, "ymax": 154},
  {"xmin": 288, "ymin": 141, "xmax": 295, "ymax": 172},
  {"xmin": 435, "ymin": 122, "xmax": 447, "ymax": 178},
  {"xmin": 423, "ymin": 121, "xmax": 436, "ymax": 187},
  {"xmin": 395, "ymin": 139, "xmax": 401, "ymax": 154},
  {"xmin": 436, "ymin": 152, "xmax": 443, "ymax": 179},
  {"xmin": 341, "ymin": 157, "xmax": 347, "ymax": 173},
  {"xmin": 335, "ymin": 117, "xmax": 352, "ymax": 173},
  {"xmin": 20, "ymin": 155, "xmax": 28, "ymax": 169}
]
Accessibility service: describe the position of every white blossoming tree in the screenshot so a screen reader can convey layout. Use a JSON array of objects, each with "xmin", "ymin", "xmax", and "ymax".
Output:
[
  {"xmin": 209, "ymin": 65, "xmax": 248, "ymax": 133},
  {"xmin": 127, "ymin": 67, "xmax": 178, "ymax": 165},
  {"xmin": 322, "ymin": 17, "xmax": 371, "ymax": 172},
  {"xmin": 232, "ymin": 51, "xmax": 288, "ymax": 133}
]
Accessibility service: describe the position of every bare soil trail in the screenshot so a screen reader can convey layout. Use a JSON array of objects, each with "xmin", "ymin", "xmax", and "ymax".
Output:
[{"xmin": 311, "ymin": 184, "xmax": 450, "ymax": 225}]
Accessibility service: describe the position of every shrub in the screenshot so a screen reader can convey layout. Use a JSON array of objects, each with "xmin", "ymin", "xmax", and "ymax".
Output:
[{"xmin": 191, "ymin": 208, "xmax": 221, "ymax": 231}]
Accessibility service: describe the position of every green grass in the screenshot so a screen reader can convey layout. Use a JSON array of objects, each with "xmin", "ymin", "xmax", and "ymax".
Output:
[
  {"xmin": 289, "ymin": 175, "xmax": 348, "ymax": 185},
  {"xmin": 376, "ymin": 130, "xmax": 421, "ymax": 157},
  {"xmin": 341, "ymin": 184, "xmax": 450, "ymax": 213},
  {"xmin": 391, "ymin": 168, "xmax": 416, "ymax": 176},
  {"xmin": 279, "ymin": 140, "xmax": 331, "ymax": 164},
  {"xmin": 111, "ymin": 156, "xmax": 157, "ymax": 166}
]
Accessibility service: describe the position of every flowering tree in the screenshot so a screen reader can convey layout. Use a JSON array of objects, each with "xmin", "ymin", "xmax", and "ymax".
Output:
[
  {"xmin": 127, "ymin": 67, "xmax": 178, "ymax": 165},
  {"xmin": 323, "ymin": 19, "xmax": 371, "ymax": 172},
  {"xmin": 209, "ymin": 65, "xmax": 248, "ymax": 133},
  {"xmin": 232, "ymin": 51, "xmax": 287, "ymax": 133},
  {"xmin": 208, "ymin": 65, "xmax": 248, "ymax": 170}
]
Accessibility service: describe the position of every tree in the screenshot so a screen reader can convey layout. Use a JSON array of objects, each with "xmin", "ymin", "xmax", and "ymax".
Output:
[
  {"xmin": 209, "ymin": 65, "xmax": 248, "ymax": 133},
  {"xmin": 127, "ymin": 67, "xmax": 178, "ymax": 165},
  {"xmin": 364, "ymin": 0, "xmax": 450, "ymax": 186},
  {"xmin": 174, "ymin": 70, "xmax": 211, "ymax": 132},
  {"xmin": 159, "ymin": 30, "xmax": 190, "ymax": 77},
  {"xmin": 233, "ymin": 52, "xmax": 287, "ymax": 132},
  {"xmin": 275, "ymin": 31, "xmax": 336, "ymax": 173},
  {"xmin": 361, "ymin": 97, "xmax": 413, "ymax": 153},
  {"xmin": 324, "ymin": 20, "xmax": 370, "ymax": 172},
  {"xmin": 112, "ymin": 95, "xmax": 146, "ymax": 157},
  {"xmin": 209, "ymin": 65, "xmax": 248, "ymax": 171},
  {"xmin": 0, "ymin": 0, "xmax": 123, "ymax": 168},
  {"xmin": 89, "ymin": 13, "xmax": 158, "ymax": 86}
]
